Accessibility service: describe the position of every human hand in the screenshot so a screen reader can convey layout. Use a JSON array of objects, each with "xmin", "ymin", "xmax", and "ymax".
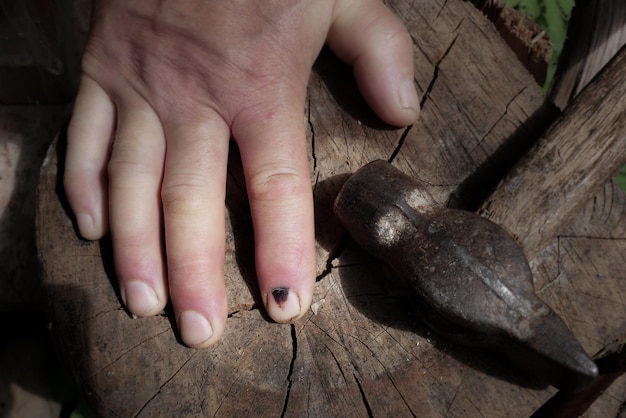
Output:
[{"xmin": 64, "ymin": 0, "xmax": 419, "ymax": 348}]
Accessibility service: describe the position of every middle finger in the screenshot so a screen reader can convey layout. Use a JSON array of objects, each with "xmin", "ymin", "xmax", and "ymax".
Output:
[{"xmin": 161, "ymin": 113, "xmax": 231, "ymax": 348}]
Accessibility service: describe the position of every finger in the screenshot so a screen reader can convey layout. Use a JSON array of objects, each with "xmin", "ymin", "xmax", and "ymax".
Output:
[
  {"xmin": 161, "ymin": 115, "xmax": 230, "ymax": 348},
  {"xmin": 108, "ymin": 97, "xmax": 168, "ymax": 318},
  {"xmin": 328, "ymin": 0, "xmax": 420, "ymax": 127},
  {"xmin": 234, "ymin": 105, "xmax": 316, "ymax": 324},
  {"xmin": 65, "ymin": 75, "xmax": 115, "ymax": 240}
]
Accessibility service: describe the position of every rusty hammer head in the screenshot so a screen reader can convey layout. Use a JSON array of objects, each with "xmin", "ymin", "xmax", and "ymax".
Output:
[{"xmin": 334, "ymin": 160, "xmax": 598, "ymax": 391}]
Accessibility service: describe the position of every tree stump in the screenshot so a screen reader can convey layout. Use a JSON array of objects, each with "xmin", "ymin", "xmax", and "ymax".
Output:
[{"xmin": 36, "ymin": 0, "xmax": 626, "ymax": 416}]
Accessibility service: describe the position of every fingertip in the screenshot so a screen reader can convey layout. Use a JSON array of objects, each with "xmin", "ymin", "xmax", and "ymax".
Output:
[
  {"xmin": 353, "ymin": 72, "xmax": 420, "ymax": 127},
  {"xmin": 265, "ymin": 287, "xmax": 311, "ymax": 323},
  {"xmin": 350, "ymin": 31, "xmax": 420, "ymax": 127},
  {"xmin": 75, "ymin": 212, "xmax": 105, "ymax": 241},
  {"xmin": 64, "ymin": 177, "xmax": 109, "ymax": 240},
  {"xmin": 159, "ymin": 116, "xmax": 230, "ymax": 349},
  {"xmin": 398, "ymin": 79, "xmax": 421, "ymax": 121},
  {"xmin": 178, "ymin": 310, "xmax": 224, "ymax": 349},
  {"xmin": 329, "ymin": 0, "xmax": 420, "ymax": 127},
  {"xmin": 120, "ymin": 280, "xmax": 165, "ymax": 318},
  {"xmin": 65, "ymin": 74, "xmax": 114, "ymax": 240}
]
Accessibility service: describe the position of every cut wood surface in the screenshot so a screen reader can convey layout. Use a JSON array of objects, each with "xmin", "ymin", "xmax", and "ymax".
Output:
[
  {"xmin": 480, "ymin": 0, "xmax": 552, "ymax": 85},
  {"xmin": 36, "ymin": 0, "xmax": 626, "ymax": 416}
]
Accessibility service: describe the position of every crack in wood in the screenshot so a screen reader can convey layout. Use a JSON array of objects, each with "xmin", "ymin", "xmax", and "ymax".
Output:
[
  {"xmin": 308, "ymin": 96, "xmax": 317, "ymax": 172},
  {"xmin": 377, "ymin": 327, "xmax": 421, "ymax": 363},
  {"xmin": 388, "ymin": 124, "xmax": 413, "ymax": 163},
  {"xmin": 532, "ymin": 343, "xmax": 626, "ymax": 418},
  {"xmin": 474, "ymin": 85, "xmax": 529, "ymax": 154},
  {"xmin": 353, "ymin": 373, "xmax": 374, "ymax": 418},
  {"xmin": 537, "ymin": 235, "xmax": 626, "ymax": 295},
  {"xmin": 334, "ymin": 260, "xmax": 371, "ymax": 269},
  {"xmin": 62, "ymin": 306, "xmax": 126, "ymax": 330},
  {"xmin": 310, "ymin": 318, "xmax": 345, "ymax": 349},
  {"xmin": 316, "ymin": 231, "xmax": 351, "ymax": 282},
  {"xmin": 212, "ymin": 363, "xmax": 245, "ymax": 417},
  {"xmin": 280, "ymin": 324, "xmax": 298, "ymax": 418},
  {"xmin": 347, "ymin": 333, "xmax": 397, "ymax": 377},
  {"xmin": 134, "ymin": 351, "xmax": 197, "ymax": 418},
  {"xmin": 312, "ymin": 171, "xmax": 320, "ymax": 196},
  {"xmin": 341, "ymin": 121, "xmax": 351, "ymax": 168},
  {"xmin": 559, "ymin": 311, "xmax": 611, "ymax": 330},
  {"xmin": 435, "ymin": 0, "xmax": 449, "ymax": 21},
  {"xmin": 555, "ymin": 235, "xmax": 626, "ymax": 242},
  {"xmin": 388, "ymin": 372, "xmax": 418, "ymax": 417},
  {"xmin": 326, "ymin": 344, "xmax": 348, "ymax": 383},
  {"xmin": 89, "ymin": 328, "xmax": 173, "ymax": 378},
  {"xmin": 465, "ymin": 392, "xmax": 482, "ymax": 416},
  {"xmin": 404, "ymin": 0, "xmax": 418, "ymax": 20},
  {"xmin": 31, "ymin": 2, "xmax": 626, "ymax": 414},
  {"xmin": 227, "ymin": 302, "xmax": 260, "ymax": 318},
  {"xmin": 577, "ymin": 289, "xmax": 624, "ymax": 306},
  {"xmin": 445, "ymin": 366, "xmax": 469, "ymax": 416},
  {"xmin": 419, "ymin": 33, "xmax": 459, "ymax": 110}
]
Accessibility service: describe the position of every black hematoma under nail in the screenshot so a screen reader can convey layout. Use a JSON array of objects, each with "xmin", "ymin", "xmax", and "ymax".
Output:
[
  {"xmin": 272, "ymin": 288, "xmax": 289, "ymax": 305},
  {"xmin": 333, "ymin": 160, "xmax": 598, "ymax": 392}
]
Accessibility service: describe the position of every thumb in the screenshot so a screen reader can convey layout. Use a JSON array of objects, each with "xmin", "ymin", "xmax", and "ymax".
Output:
[{"xmin": 328, "ymin": 0, "xmax": 420, "ymax": 127}]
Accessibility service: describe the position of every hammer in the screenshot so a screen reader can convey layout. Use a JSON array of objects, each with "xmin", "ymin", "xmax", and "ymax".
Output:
[{"xmin": 334, "ymin": 160, "xmax": 598, "ymax": 391}]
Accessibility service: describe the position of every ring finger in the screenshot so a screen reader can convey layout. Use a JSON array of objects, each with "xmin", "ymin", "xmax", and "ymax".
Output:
[{"xmin": 108, "ymin": 96, "xmax": 168, "ymax": 318}]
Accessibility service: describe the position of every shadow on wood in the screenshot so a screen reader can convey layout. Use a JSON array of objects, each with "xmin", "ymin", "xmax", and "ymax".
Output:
[{"xmin": 35, "ymin": 0, "xmax": 626, "ymax": 415}]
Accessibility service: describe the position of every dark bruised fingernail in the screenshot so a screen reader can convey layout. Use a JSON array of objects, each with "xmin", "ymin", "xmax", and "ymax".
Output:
[
  {"xmin": 272, "ymin": 287, "xmax": 289, "ymax": 305},
  {"xmin": 267, "ymin": 287, "xmax": 302, "ymax": 323}
]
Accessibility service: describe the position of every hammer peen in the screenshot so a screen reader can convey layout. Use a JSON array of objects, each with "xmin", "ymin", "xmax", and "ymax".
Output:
[{"xmin": 333, "ymin": 160, "xmax": 598, "ymax": 391}]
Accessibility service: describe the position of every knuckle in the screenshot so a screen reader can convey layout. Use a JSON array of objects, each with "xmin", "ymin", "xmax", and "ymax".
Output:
[
  {"xmin": 365, "ymin": 11, "xmax": 412, "ymax": 48},
  {"xmin": 378, "ymin": 21, "xmax": 411, "ymax": 48},
  {"xmin": 161, "ymin": 179, "xmax": 211, "ymax": 216},
  {"xmin": 108, "ymin": 156, "xmax": 153, "ymax": 179},
  {"xmin": 247, "ymin": 168, "xmax": 306, "ymax": 203},
  {"xmin": 167, "ymin": 258, "xmax": 214, "ymax": 285}
]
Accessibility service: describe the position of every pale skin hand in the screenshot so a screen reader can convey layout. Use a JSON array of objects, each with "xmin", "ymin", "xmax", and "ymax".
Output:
[{"xmin": 64, "ymin": 0, "xmax": 419, "ymax": 348}]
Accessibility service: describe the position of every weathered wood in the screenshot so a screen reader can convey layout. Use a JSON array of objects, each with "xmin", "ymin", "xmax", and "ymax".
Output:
[
  {"xmin": 483, "ymin": 21, "xmax": 626, "ymax": 415},
  {"xmin": 36, "ymin": 0, "xmax": 626, "ymax": 416},
  {"xmin": 480, "ymin": 45, "xmax": 626, "ymax": 260},
  {"xmin": 549, "ymin": 0, "xmax": 626, "ymax": 109},
  {"xmin": 530, "ymin": 180, "xmax": 626, "ymax": 418},
  {"xmin": 480, "ymin": 0, "xmax": 552, "ymax": 85}
]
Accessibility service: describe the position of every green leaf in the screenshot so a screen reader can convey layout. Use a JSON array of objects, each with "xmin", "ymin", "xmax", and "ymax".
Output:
[
  {"xmin": 617, "ymin": 165, "xmax": 626, "ymax": 192},
  {"xmin": 544, "ymin": 0, "xmax": 568, "ymax": 55},
  {"xmin": 502, "ymin": 0, "xmax": 521, "ymax": 8},
  {"xmin": 557, "ymin": 0, "xmax": 575, "ymax": 19}
]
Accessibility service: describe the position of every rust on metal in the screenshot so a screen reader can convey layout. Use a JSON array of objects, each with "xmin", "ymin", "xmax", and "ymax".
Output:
[{"xmin": 334, "ymin": 160, "xmax": 598, "ymax": 391}]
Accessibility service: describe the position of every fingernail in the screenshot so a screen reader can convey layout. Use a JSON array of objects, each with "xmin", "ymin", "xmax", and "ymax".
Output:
[
  {"xmin": 76, "ymin": 212, "xmax": 97, "ymax": 240},
  {"xmin": 122, "ymin": 281, "xmax": 160, "ymax": 317},
  {"xmin": 179, "ymin": 310, "xmax": 213, "ymax": 348},
  {"xmin": 266, "ymin": 287, "xmax": 302, "ymax": 323},
  {"xmin": 399, "ymin": 79, "xmax": 420, "ymax": 112}
]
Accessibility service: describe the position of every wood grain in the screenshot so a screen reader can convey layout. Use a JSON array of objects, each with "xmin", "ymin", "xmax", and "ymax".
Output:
[
  {"xmin": 36, "ymin": 0, "xmax": 626, "ymax": 416},
  {"xmin": 549, "ymin": 0, "xmax": 626, "ymax": 109},
  {"xmin": 481, "ymin": 45, "xmax": 626, "ymax": 259}
]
